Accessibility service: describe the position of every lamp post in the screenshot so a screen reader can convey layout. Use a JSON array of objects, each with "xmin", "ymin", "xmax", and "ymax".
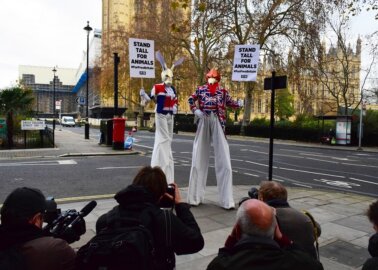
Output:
[
  {"xmin": 52, "ymin": 66, "xmax": 57, "ymax": 147},
  {"xmin": 84, "ymin": 21, "xmax": 92, "ymax": 139},
  {"xmin": 357, "ymin": 91, "xmax": 364, "ymax": 150}
]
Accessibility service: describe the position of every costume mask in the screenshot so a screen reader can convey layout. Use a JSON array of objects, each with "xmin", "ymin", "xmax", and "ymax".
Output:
[
  {"xmin": 156, "ymin": 51, "xmax": 184, "ymax": 86},
  {"xmin": 206, "ymin": 68, "xmax": 221, "ymax": 95},
  {"xmin": 206, "ymin": 68, "xmax": 221, "ymax": 84}
]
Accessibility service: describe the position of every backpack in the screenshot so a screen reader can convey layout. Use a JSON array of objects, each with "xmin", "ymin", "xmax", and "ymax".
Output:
[
  {"xmin": 76, "ymin": 204, "xmax": 171, "ymax": 270},
  {"xmin": 0, "ymin": 246, "xmax": 29, "ymax": 270},
  {"xmin": 302, "ymin": 210, "xmax": 320, "ymax": 260}
]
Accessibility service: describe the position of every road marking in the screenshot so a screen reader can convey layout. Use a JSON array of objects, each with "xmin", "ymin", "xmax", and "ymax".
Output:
[
  {"xmin": 292, "ymin": 183, "xmax": 313, "ymax": 188},
  {"xmin": 245, "ymin": 161, "xmax": 269, "ymax": 167},
  {"xmin": 304, "ymin": 157, "xmax": 339, "ymax": 164},
  {"xmin": 244, "ymin": 173, "xmax": 259, "ymax": 177},
  {"xmin": 280, "ymin": 149, "xmax": 323, "ymax": 155},
  {"xmin": 97, "ymin": 166, "xmax": 142, "ymax": 170},
  {"xmin": 58, "ymin": 160, "xmax": 77, "ymax": 165},
  {"xmin": 0, "ymin": 160, "xmax": 77, "ymax": 166},
  {"xmin": 349, "ymin": 177, "xmax": 378, "ymax": 186},
  {"xmin": 248, "ymin": 149, "xmax": 267, "ymax": 154},
  {"xmin": 133, "ymin": 143, "xmax": 153, "ymax": 149},
  {"xmin": 314, "ymin": 178, "xmax": 360, "ymax": 188},
  {"xmin": 231, "ymin": 158, "xmax": 245, "ymax": 162},
  {"xmin": 341, "ymin": 162, "xmax": 378, "ymax": 168},
  {"xmin": 278, "ymin": 167, "xmax": 345, "ymax": 178}
]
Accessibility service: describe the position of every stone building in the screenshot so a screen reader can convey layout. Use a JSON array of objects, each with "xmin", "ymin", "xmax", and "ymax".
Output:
[{"xmin": 19, "ymin": 65, "xmax": 77, "ymax": 115}]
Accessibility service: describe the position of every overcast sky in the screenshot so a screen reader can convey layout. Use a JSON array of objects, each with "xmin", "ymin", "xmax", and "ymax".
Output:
[
  {"xmin": 0, "ymin": 0, "xmax": 102, "ymax": 88},
  {"xmin": 0, "ymin": 1, "xmax": 376, "ymax": 89}
]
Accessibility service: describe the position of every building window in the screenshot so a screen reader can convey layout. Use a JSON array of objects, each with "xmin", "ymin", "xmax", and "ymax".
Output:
[{"xmin": 258, "ymin": 99, "xmax": 262, "ymax": 113}]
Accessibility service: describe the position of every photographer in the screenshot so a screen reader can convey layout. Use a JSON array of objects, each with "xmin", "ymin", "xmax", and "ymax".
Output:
[
  {"xmin": 0, "ymin": 187, "xmax": 76, "ymax": 270},
  {"xmin": 94, "ymin": 166, "xmax": 204, "ymax": 270},
  {"xmin": 257, "ymin": 181, "xmax": 321, "ymax": 259}
]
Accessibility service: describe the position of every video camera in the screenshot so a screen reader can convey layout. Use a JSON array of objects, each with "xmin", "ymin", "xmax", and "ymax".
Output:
[
  {"xmin": 238, "ymin": 187, "xmax": 259, "ymax": 207},
  {"xmin": 43, "ymin": 197, "xmax": 97, "ymax": 244}
]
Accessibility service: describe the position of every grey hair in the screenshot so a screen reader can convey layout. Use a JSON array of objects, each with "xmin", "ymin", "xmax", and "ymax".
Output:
[{"xmin": 236, "ymin": 202, "xmax": 276, "ymax": 238}]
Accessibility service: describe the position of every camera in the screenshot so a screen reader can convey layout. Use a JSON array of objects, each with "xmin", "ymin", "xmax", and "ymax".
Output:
[
  {"xmin": 159, "ymin": 184, "xmax": 175, "ymax": 209},
  {"xmin": 238, "ymin": 187, "xmax": 259, "ymax": 207},
  {"xmin": 43, "ymin": 197, "xmax": 97, "ymax": 244}
]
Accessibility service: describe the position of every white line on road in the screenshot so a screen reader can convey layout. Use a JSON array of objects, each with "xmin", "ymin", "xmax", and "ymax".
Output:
[
  {"xmin": 349, "ymin": 177, "xmax": 378, "ymax": 186},
  {"xmin": 0, "ymin": 160, "xmax": 77, "ymax": 166},
  {"xmin": 58, "ymin": 160, "xmax": 77, "ymax": 165},
  {"xmin": 304, "ymin": 157, "xmax": 339, "ymax": 164},
  {"xmin": 97, "ymin": 166, "xmax": 142, "ymax": 170},
  {"xmin": 278, "ymin": 167, "xmax": 345, "ymax": 178},
  {"xmin": 231, "ymin": 158, "xmax": 245, "ymax": 162},
  {"xmin": 313, "ymin": 178, "xmax": 360, "ymax": 188},
  {"xmin": 244, "ymin": 173, "xmax": 259, "ymax": 177},
  {"xmin": 245, "ymin": 161, "xmax": 269, "ymax": 167},
  {"xmin": 133, "ymin": 143, "xmax": 153, "ymax": 149},
  {"xmin": 292, "ymin": 183, "xmax": 313, "ymax": 188},
  {"xmin": 341, "ymin": 162, "xmax": 378, "ymax": 168}
]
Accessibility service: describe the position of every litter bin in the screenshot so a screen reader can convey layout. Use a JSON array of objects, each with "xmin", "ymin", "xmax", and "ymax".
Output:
[
  {"xmin": 113, "ymin": 118, "xmax": 125, "ymax": 150},
  {"xmin": 100, "ymin": 119, "xmax": 113, "ymax": 146}
]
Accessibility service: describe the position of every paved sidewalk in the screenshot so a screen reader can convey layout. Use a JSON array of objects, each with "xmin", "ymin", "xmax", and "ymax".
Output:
[
  {"xmin": 1, "ymin": 128, "xmax": 377, "ymax": 269},
  {"xmin": 64, "ymin": 186, "xmax": 375, "ymax": 270}
]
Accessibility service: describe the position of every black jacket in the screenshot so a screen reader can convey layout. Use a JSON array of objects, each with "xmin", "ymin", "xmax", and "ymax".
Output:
[
  {"xmin": 96, "ymin": 185, "xmax": 204, "ymax": 270},
  {"xmin": 0, "ymin": 223, "xmax": 76, "ymax": 270},
  {"xmin": 207, "ymin": 235, "xmax": 324, "ymax": 270},
  {"xmin": 363, "ymin": 233, "xmax": 378, "ymax": 270}
]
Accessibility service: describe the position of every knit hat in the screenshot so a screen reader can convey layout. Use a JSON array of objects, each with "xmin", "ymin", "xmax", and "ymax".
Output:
[{"xmin": 1, "ymin": 187, "xmax": 47, "ymax": 224}]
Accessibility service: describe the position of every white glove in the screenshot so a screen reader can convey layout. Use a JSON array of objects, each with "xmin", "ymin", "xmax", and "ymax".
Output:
[
  {"xmin": 194, "ymin": 109, "xmax": 204, "ymax": 119},
  {"xmin": 140, "ymin": 89, "xmax": 151, "ymax": 102},
  {"xmin": 237, "ymin": 99, "xmax": 244, "ymax": 107},
  {"xmin": 172, "ymin": 104, "xmax": 178, "ymax": 114}
]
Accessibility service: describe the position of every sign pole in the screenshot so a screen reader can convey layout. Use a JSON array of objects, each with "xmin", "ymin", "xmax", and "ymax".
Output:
[
  {"xmin": 114, "ymin": 53, "xmax": 120, "ymax": 117},
  {"xmin": 268, "ymin": 71, "xmax": 276, "ymax": 180},
  {"xmin": 140, "ymin": 78, "xmax": 144, "ymax": 128}
]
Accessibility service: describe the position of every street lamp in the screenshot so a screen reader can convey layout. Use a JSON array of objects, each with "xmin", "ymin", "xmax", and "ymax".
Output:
[
  {"xmin": 357, "ymin": 91, "xmax": 364, "ymax": 150},
  {"xmin": 84, "ymin": 21, "xmax": 92, "ymax": 139},
  {"xmin": 52, "ymin": 66, "xmax": 57, "ymax": 147}
]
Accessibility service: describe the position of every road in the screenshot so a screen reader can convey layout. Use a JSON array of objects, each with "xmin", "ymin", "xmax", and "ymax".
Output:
[{"xmin": 0, "ymin": 128, "xmax": 377, "ymax": 202}]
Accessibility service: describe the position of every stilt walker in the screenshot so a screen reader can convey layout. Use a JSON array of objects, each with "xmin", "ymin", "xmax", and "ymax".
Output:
[
  {"xmin": 140, "ymin": 51, "xmax": 184, "ymax": 183},
  {"xmin": 187, "ymin": 68, "xmax": 242, "ymax": 209}
]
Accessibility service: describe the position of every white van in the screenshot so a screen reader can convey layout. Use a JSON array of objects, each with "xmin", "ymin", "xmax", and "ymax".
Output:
[{"xmin": 61, "ymin": 116, "xmax": 76, "ymax": 127}]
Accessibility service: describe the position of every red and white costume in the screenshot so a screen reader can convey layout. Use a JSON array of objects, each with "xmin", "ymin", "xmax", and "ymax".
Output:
[
  {"xmin": 187, "ymin": 69, "xmax": 241, "ymax": 209},
  {"xmin": 140, "ymin": 51, "xmax": 184, "ymax": 183}
]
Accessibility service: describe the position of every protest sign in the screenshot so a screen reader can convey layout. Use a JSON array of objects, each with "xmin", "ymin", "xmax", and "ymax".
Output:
[
  {"xmin": 129, "ymin": 38, "xmax": 155, "ymax": 78},
  {"xmin": 232, "ymin": 44, "xmax": 260, "ymax": 81}
]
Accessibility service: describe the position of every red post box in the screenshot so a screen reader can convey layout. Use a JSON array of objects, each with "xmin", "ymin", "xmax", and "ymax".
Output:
[{"xmin": 112, "ymin": 117, "xmax": 125, "ymax": 150}]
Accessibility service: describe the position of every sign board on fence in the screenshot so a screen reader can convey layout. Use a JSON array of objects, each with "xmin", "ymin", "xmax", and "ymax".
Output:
[
  {"xmin": 21, "ymin": 120, "xmax": 46, "ymax": 130},
  {"xmin": 129, "ymin": 38, "xmax": 155, "ymax": 78},
  {"xmin": 55, "ymin": 100, "xmax": 61, "ymax": 110},
  {"xmin": 232, "ymin": 44, "xmax": 260, "ymax": 81}
]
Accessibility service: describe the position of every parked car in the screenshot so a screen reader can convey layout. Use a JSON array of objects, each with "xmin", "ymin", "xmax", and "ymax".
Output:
[{"xmin": 60, "ymin": 116, "xmax": 76, "ymax": 127}]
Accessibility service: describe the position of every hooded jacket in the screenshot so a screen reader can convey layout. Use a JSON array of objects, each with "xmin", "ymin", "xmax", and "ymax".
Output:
[
  {"xmin": 96, "ymin": 185, "xmax": 204, "ymax": 270},
  {"xmin": 0, "ymin": 223, "xmax": 76, "ymax": 270}
]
